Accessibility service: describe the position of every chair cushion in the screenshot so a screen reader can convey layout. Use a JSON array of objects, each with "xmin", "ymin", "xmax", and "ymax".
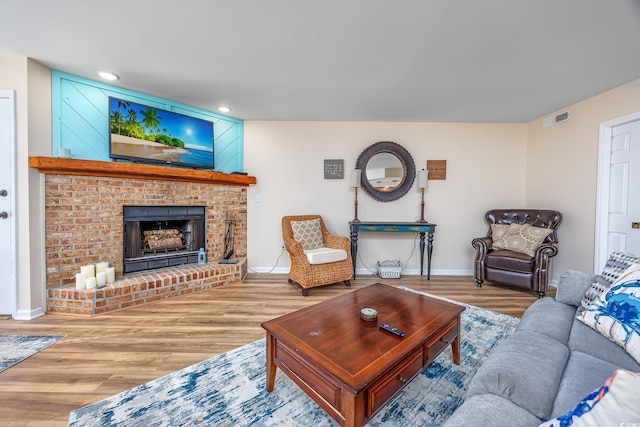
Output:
[
  {"xmin": 491, "ymin": 223, "xmax": 553, "ymax": 257},
  {"xmin": 304, "ymin": 247, "xmax": 347, "ymax": 265},
  {"xmin": 485, "ymin": 250, "xmax": 534, "ymax": 273},
  {"xmin": 290, "ymin": 218, "xmax": 324, "ymax": 250}
]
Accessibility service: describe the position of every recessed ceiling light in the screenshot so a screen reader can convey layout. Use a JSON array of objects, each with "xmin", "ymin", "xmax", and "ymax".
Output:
[
  {"xmin": 97, "ymin": 71, "xmax": 119, "ymax": 81},
  {"xmin": 218, "ymin": 106, "xmax": 232, "ymax": 113}
]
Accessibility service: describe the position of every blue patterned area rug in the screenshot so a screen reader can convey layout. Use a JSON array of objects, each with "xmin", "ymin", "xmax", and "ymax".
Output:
[
  {"xmin": 68, "ymin": 288, "xmax": 519, "ymax": 426},
  {"xmin": 0, "ymin": 335, "xmax": 64, "ymax": 373}
]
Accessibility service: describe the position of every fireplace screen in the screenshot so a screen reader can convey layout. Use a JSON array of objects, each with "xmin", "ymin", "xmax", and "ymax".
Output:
[{"xmin": 123, "ymin": 205, "xmax": 206, "ymax": 273}]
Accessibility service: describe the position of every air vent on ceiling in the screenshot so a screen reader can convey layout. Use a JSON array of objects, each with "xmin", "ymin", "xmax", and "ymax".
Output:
[{"xmin": 542, "ymin": 111, "xmax": 570, "ymax": 128}]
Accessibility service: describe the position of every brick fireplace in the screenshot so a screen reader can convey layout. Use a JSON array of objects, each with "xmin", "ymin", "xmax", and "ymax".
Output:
[{"xmin": 30, "ymin": 157, "xmax": 256, "ymax": 316}]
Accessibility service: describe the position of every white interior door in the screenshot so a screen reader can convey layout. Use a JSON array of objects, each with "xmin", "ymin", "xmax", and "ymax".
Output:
[
  {"xmin": 0, "ymin": 91, "xmax": 16, "ymax": 316},
  {"xmin": 608, "ymin": 120, "xmax": 640, "ymax": 256}
]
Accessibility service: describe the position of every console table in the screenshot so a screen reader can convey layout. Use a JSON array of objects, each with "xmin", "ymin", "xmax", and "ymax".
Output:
[{"xmin": 349, "ymin": 221, "xmax": 436, "ymax": 280}]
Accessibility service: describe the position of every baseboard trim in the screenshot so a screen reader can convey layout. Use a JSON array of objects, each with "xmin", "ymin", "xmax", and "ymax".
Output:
[
  {"xmin": 14, "ymin": 306, "xmax": 45, "ymax": 320},
  {"xmin": 247, "ymin": 267, "xmax": 475, "ymax": 276}
]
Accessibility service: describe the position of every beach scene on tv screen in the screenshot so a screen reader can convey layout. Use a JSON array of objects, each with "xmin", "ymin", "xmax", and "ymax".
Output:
[{"xmin": 109, "ymin": 97, "xmax": 214, "ymax": 168}]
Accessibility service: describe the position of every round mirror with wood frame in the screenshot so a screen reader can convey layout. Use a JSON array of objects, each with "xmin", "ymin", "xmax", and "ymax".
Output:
[{"xmin": 356, "ymin": 141, "xmax": 416, "ymax": 202}]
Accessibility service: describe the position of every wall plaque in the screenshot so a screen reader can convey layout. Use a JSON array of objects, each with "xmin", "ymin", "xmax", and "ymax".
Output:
[
  {"xmin": 427, "ymin": 160, "xmax": 447, "ymax": 180},
  {"xmin": 324, "ymin": 159, "xmax": 344, "ymax": 179}
]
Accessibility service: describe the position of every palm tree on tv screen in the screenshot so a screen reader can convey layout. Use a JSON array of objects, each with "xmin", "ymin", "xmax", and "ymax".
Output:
[
  {"xmin": 110, "ymin": 111, "xmax": 123, "ymax": 135},
  {"xmin": 140, "ymin": 107, "xmax": 162, "ymax": 139},
  {"xmin": 125, "ymin": 109, "xmax": 139, "ymax": 137}
]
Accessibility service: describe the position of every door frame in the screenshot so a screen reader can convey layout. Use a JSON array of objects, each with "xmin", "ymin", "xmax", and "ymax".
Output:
[
  {"xmin": 0, "ymin": 90, "xmax": 17, "ymax": 317},
  {"xmin": 595, "ymin": 111, "xmax": 640, "ymax": 273}
]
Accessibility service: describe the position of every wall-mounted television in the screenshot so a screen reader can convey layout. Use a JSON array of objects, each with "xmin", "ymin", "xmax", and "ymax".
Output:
[{"xmin": 109, "ymin": 97, "xmax": 214, "ymax": 169}]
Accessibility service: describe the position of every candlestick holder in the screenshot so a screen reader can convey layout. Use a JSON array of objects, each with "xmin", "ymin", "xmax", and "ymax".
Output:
[
  {"xmin": 351, "ymin": 169, "xmax": 362, "ymax": 222},
  {"xmin": 418, "ymin": 169, "xmax": 428, "ymax": 223}
]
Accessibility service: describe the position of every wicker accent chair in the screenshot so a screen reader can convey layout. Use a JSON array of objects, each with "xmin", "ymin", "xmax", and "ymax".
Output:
[
  {"xmin": 282, "ymin": 215, "xmax": 352, "ymax": 296},
  {"xmin": 472, "ymin": 209, "xmax": 563, "ymax": 298}
]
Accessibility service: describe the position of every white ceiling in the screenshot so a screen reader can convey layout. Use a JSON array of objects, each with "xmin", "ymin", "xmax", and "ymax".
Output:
[{"xmin": 2, "ymin": 0, "xmax": 640, "ymax": 123}]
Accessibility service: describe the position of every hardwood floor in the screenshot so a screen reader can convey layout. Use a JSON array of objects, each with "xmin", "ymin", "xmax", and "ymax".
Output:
[{"xmin": 0, "ymin": 274, "xmax": 554, "ymax": 427}]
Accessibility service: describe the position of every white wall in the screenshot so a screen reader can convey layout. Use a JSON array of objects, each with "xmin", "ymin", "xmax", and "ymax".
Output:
[
  {"xmin": 244, "ymin": 121, "xmax": 527, "ymax": 276},
  {"xmin": 526, "ymin": 79, "xmax": 640, "ymax": 276},
  {"xmin": 0, "ymin": 57, "xmax": 51, "ymax": 319}
]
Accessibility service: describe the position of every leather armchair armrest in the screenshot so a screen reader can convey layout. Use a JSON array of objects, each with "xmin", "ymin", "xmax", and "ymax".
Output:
[
  {"xmin": 472, "ymin": 237, "xmax": 492, "ymax": 283},
  {"xmin": 532, "ymin": 243, "xmax": 559, "ymax": 293},
  {"xmin": 533, "ymin": 243, "xmax": 559, "ymax": 265},
  {"xmin": 472, "ymin": 237, "xmax": 492, "ymax": 259}
]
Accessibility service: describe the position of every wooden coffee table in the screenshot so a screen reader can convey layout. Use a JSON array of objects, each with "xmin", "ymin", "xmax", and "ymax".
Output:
[{"xmin": 261, "ymin": 283, "xmax": 465, "ymax": 427}]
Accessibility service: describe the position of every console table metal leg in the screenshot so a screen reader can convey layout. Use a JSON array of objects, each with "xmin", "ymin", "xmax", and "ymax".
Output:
[
  {"xmin": 350, "ymin": 230, "xmax": 358, "ymax": 279},
  {"xmin": 419, "ymin": 232, "xmax": 425, "ymax": 276},
  {"xmin": 427, "ymin": 231, "xmax": 434, "ymax": 280}
]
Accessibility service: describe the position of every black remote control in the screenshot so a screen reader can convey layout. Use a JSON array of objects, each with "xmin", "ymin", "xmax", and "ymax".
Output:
[{"xmin": 379, "ymin": 323, "xmax": 405, "ymax": 337}]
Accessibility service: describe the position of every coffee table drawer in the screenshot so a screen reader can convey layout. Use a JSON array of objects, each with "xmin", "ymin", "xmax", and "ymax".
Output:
[
  {"xmin": 276, "ymin": 340, "xmax": 342, "ymax": 411},
  {"xmin": 424, "ymin": 320, "xmax": 457, "ymax": 364},
  {"xmin": 366, "ymin": 347, "xmax": 423, "ymax": 417}
]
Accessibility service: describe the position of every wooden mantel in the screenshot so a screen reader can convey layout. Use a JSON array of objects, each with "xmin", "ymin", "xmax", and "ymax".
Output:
[{"xmin": 29, "ymin": 156, "xmax": 257, "ymax": 186}]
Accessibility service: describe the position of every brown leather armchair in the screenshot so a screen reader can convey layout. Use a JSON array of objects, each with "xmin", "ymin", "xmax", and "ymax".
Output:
[{"xmin": 472, "ymin": 209, "xmax": 563, "ymax": 298}]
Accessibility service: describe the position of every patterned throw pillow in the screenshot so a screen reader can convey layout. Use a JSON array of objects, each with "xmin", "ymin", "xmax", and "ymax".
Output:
[
  {"xmin": 576, "ymin": 267, "xmax": 640, "ymax": 363},
  {"xmin": 537, "ymin": 370, "xmax": 640, "ymax": 427},
  {"xmin": 490, "ymin": 223, "xmax": 511, "ymax": 242},
  {"xmin": 578, "ymin": 252, "xmax": 640, "ymax": 313},
  {"xmin": 491, "ymin": 223, "xmax": 553, "ymax": 257},
  {"xmin": 290, "ymin": 219, "xmax": 324, "ymax": 250}
]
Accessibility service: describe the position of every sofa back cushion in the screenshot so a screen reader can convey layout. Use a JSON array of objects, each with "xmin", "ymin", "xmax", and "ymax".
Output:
[{"xmin": 555, "ymin": 270, "xmax": 598, "ymax": 307}]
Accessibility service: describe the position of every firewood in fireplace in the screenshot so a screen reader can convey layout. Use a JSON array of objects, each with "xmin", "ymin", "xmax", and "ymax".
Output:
[
  {"xmin": 146, "ymin": 237, "xmax": 183, "ymax": 249},
  {"xmin": 143, "ymin": 228, "xmax": 184, "ymax": 249}
]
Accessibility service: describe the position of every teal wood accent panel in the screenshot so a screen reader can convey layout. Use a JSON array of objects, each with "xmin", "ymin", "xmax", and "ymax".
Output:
[{"xmin": 52, "ymin": 71, "xmax": 244, "ymax": 173}]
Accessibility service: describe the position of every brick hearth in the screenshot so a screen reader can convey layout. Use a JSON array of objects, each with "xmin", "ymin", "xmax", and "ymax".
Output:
[
  {"xmin": 30, "ymin": 157, "xmax": 256, "ymax": 316},
  {"xmin": 48, "ymin": 261, "xmax": 246, "ymax": 315}
]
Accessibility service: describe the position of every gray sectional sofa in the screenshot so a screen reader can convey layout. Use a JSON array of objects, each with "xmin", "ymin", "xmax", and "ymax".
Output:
[{"xmin": 443, "ymin": 268, "xmax": 640, "ymax": 426}]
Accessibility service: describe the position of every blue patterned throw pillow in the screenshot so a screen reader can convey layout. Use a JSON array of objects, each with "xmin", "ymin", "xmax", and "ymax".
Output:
[
  {"xmin": 576, "ymin": 266, "xmax": 640, "ymax": 363},
  {"xmin": 578, "ymin": 252, "xmax": 640, "ymax": 313}
]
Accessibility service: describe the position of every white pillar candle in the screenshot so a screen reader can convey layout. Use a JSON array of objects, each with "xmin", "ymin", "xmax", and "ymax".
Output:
[
  {"xmin": 81, "ymin": 265, "xmax": 95, "ymax": 278},
  {"xmin": 106, "ymin": 267, "xmax": 116, "ymax": 284},
  {"xmin": 85, "ymin": 276, "xmax": 97, "ymax": 289},
  {"xmin": 96, "ymin": 271, "xmax": 107, "ymax": 288},
  {"xmin": 75, "ymin": 273, "xmax": 86, "ymax": 290},
  {"xmin": 96, "ymin": 261, "xmax": 109, "ymax": 273}
]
